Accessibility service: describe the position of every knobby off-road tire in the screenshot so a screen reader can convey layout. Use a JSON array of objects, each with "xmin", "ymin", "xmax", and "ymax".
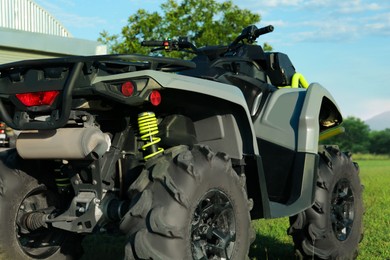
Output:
[
  {"xmin": 120, "ymin": 145, "xmax": 254, "ymax": 260},
  {"xmin": 288, "ymin": 145, "xmax": 364, "ymax": 259},
  {"xmin": 0, "ymin": 150, "xmax": 83, "ymax": 260}
]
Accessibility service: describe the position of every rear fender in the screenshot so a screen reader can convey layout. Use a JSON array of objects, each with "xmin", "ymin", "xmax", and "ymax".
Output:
[{"xmin": 153, "ymin": 71, "xmax": 260, "ymax": 156}]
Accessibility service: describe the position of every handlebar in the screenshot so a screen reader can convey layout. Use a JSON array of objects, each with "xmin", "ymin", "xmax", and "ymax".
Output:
[
  {"xmin": 230, "ymin": 25, "xmax": 274, "ymax": 48},
  {"xmin": 141, "ymin": 24, "xmax": 274, "ymax": 54},
  {"xmin": 141, "ymin": 37, "xmax": 198, "ymax": 53},
  {"xmin": 254, "ymin": 25, "xmax": 274, "ymax": 38},
  {"xmin": 141, "ymin": 40, "xmax": 165, "ymax": 47}
]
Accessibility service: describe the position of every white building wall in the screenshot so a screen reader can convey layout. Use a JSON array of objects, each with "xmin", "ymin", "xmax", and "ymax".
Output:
[
  {"xmin": 0, "ymin": 47, "xmax": 61, "ymax": 64},
  {"xmin": 0, "ymin": 0, "xmax": 107, "ymax": 64},
  {"xmin": 0, "ymin": 0, "xmax": 70, "ymax": 37}
]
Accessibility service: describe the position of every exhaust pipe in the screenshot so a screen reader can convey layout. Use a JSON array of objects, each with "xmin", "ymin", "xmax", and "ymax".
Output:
[{"xmin": 16, "ymin": 127, "xmax": 110, "ymax": 159}]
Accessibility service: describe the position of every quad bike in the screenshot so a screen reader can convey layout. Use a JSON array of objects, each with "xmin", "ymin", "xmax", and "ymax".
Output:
[{"xmin": 0, "ymin": 25, "xmax": 363, "ymax": 259}]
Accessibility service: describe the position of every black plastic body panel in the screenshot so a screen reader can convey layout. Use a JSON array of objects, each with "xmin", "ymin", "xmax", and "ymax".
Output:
[
  {"xmin": 158, "ymin": 114, "xmax": 197, "ymax": 147},
  {"xmin": 258, "ymin": 138, "xmax": 295, "ymax": 203},
  {"xmin": 258, "ymin": 138, "xmax": 317, "ymax": 205},
  {"xmin": 265, "ymin": 52, "xmax": 296, "ymax": 86},
  {"xmin": 244, "ymin": 154, "xmax": 271, "ymax": 219}
]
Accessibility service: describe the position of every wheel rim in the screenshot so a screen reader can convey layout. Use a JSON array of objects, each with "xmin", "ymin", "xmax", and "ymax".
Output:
[
  {"xmin": 16, "ymin": 188, "xmax": 66, "ymax": 258},
  {"xmin": 191, "ymin": 189, "xmax": 236, "ymax": 260},
  {"xmin": 331, "ymin": 178, "xmax": 355, "ymax": 241}
]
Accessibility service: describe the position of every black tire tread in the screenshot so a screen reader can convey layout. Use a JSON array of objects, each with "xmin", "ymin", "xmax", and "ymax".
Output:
[
  {"xmin": 122, "ymin": 145, "xmax": 254, "ymax": 260},
  {"xmin": 288, "ymin": 145, "xmax": 364, "ymax": 259}
]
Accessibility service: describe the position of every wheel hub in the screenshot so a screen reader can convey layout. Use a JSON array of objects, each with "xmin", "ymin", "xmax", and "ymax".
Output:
[
  {"xmin": 191, "ymin": 189, "xmax": 236, "ymax": 260},
  {"xmin": 16, "ymin": 188, "xmax": 65, "ymax": 258},
  {"xmin": 331, "ymin": 178, "xmax": 355, "ymax": 241}
]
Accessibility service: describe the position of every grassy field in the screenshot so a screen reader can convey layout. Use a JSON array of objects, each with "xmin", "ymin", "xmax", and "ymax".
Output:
[
  {"xmin": 355, "ymin": 159, "xmax": 390, "ymax": 258},
  {"xmin": 1, "ymin": 158, "xmax": 389, "ymax": 259}
]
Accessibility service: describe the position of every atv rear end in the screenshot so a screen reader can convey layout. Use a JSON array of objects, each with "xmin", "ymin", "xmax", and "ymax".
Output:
[
  {"xmin": 0, "ymin": 24, "xmax": 363, "ymax": 260},
  {"xmin": 0, "ymin": 51, "xmax": 257, "ymax": 259}
]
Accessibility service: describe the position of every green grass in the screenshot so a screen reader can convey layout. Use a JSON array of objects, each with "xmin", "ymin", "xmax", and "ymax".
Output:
[
  {"xmin": 355, "ymin": 160, "xmax": 390, "ymax": 258},
  {"xmin": 2, "ymin": 159, "xmax": 390, "ymax": 259},
  {"xmin": 249, "ymin": 218, "xmax": 295, "ymax": 259},
  {"xmin": 353, "ymin": 153, "xmax": 390, "ymax": 160}
]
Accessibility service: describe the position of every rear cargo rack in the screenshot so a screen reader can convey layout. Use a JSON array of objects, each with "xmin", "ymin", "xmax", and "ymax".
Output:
[{"xmin": 0, "ymin": 55, "xmax": 195, "ymax": 130}]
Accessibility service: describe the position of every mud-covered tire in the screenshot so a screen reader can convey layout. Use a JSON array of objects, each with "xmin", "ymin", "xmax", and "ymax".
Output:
[
  {"xmin": 120, "ymin": 145, "xmax": 254, "ymax": 260},
  {"xmin": 0, "ymin": 150, "xmax": 83, "ymax": 260},
  {"xmin": 288, "ymin": 145, "xmax": 364, "ymax": 259}
]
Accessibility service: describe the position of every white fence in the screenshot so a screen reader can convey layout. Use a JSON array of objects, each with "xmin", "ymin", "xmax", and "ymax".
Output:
[{"xmin": 0, "ymin": 0, "xmax": 70, "ymax": 37}]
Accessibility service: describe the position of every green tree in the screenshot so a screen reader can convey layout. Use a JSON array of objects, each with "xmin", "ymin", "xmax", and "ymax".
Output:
[
  {"xmin": 99, "ymin": 0, "xmax": 270, "ymax": 56},
  {"xmin": 323, "ymin": 117, "xmax": 370, "ymax": 153},
  {"xmin": 369, "ymin": 129, "xmax": 390, "ymax": 154}
]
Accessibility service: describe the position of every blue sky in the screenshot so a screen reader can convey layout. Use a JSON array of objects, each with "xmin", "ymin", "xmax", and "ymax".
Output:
[{"xmin": 34, "ymin": 0, "xmax": 390, "ymax": 120}]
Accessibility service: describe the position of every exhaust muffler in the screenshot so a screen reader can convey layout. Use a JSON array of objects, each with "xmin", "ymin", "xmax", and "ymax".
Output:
[{"xmin": 16, "ymin": 127, "xmax": 110, "ymax": 159}]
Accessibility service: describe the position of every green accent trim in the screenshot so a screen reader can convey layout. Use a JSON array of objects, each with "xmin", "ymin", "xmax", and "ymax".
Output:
[
  {"xmin": 319, "ymin": 126, "xmax": 345, "ymax": 141},
  {"xmin": 55, "ymin": 178, "xmax": 70, "ymax": 182},
  {"xmin": 55, "ymin": 177, "xmax": 71, "ymax": 187},
  {"xmin": 278, "ymin": 73, "xmax": 309, "ymax": 89},
  {"xmin": 291, "ymin": 73, "xmax": 309, "ymax": 88}
]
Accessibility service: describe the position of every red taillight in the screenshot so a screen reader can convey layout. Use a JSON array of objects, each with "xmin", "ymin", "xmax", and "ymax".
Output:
[
  {"xmin": 163, "ymin": 41, "xmax": 170, "ymax": 50},
  {"xmin": 16, "ymin": 91, "xmax": 60, "ymax": 107},
  {"xmin": 121, "ymin": 81, "xmax": 135, "ymax": 97},
  {"xmin": 149, "ymin": 90, "xmax": 161, "ymax": 106}
]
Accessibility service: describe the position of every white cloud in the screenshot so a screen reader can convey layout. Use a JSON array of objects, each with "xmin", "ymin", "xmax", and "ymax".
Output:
[
  {"xmin": 297, "ymin": 0, "xmax": 384, "ymax": 13},
  {"xmin": 249, "ymin": 0, "xmax": 384, "ymax": 12},
  {"xmin": 336, "ymin": 1, "xmax": 381, "ymax": 14},
  {"xmin": 234, "ymin": 0, "xmax": 304, "ymax": 10},
  {"xmin": 300, "ymin": 0, "xmax": 333, "ymax": 8},
  {"xmin": 243, "ymin": 0, "xmax": 390, "ymax": 42},
  {"xmin": 261, "ymin": 19, "xmax": 286, "ymax": 27},
  {"xmin": 364, "ymin": 12, "xmax": 390, "ymax": 36},
  {"xmin": 291, "ymin": 19, "xmax": 360, "ymax": 42},
  {"xmin": 250, "ymin": 0, "xmax": 304, "ymax": 8}
]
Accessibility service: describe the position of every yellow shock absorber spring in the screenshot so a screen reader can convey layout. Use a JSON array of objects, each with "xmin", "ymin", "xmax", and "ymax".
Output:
[
  {"xmin": 54, "ymin": 167, "xmax": 71, "ymax": 194},
  {"xmin": 138, "ymin": 112, "xmax": 164, "ymax": 160}
]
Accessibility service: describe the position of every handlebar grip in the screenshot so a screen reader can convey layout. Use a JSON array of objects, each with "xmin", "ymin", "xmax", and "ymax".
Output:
[
  {"xmin": 141, "ymin": 41, "xmax": 165, "ymax": 47},
  {"xmin": 255, "ymin": 25, "xmax": 274, "ymax": 37}
]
